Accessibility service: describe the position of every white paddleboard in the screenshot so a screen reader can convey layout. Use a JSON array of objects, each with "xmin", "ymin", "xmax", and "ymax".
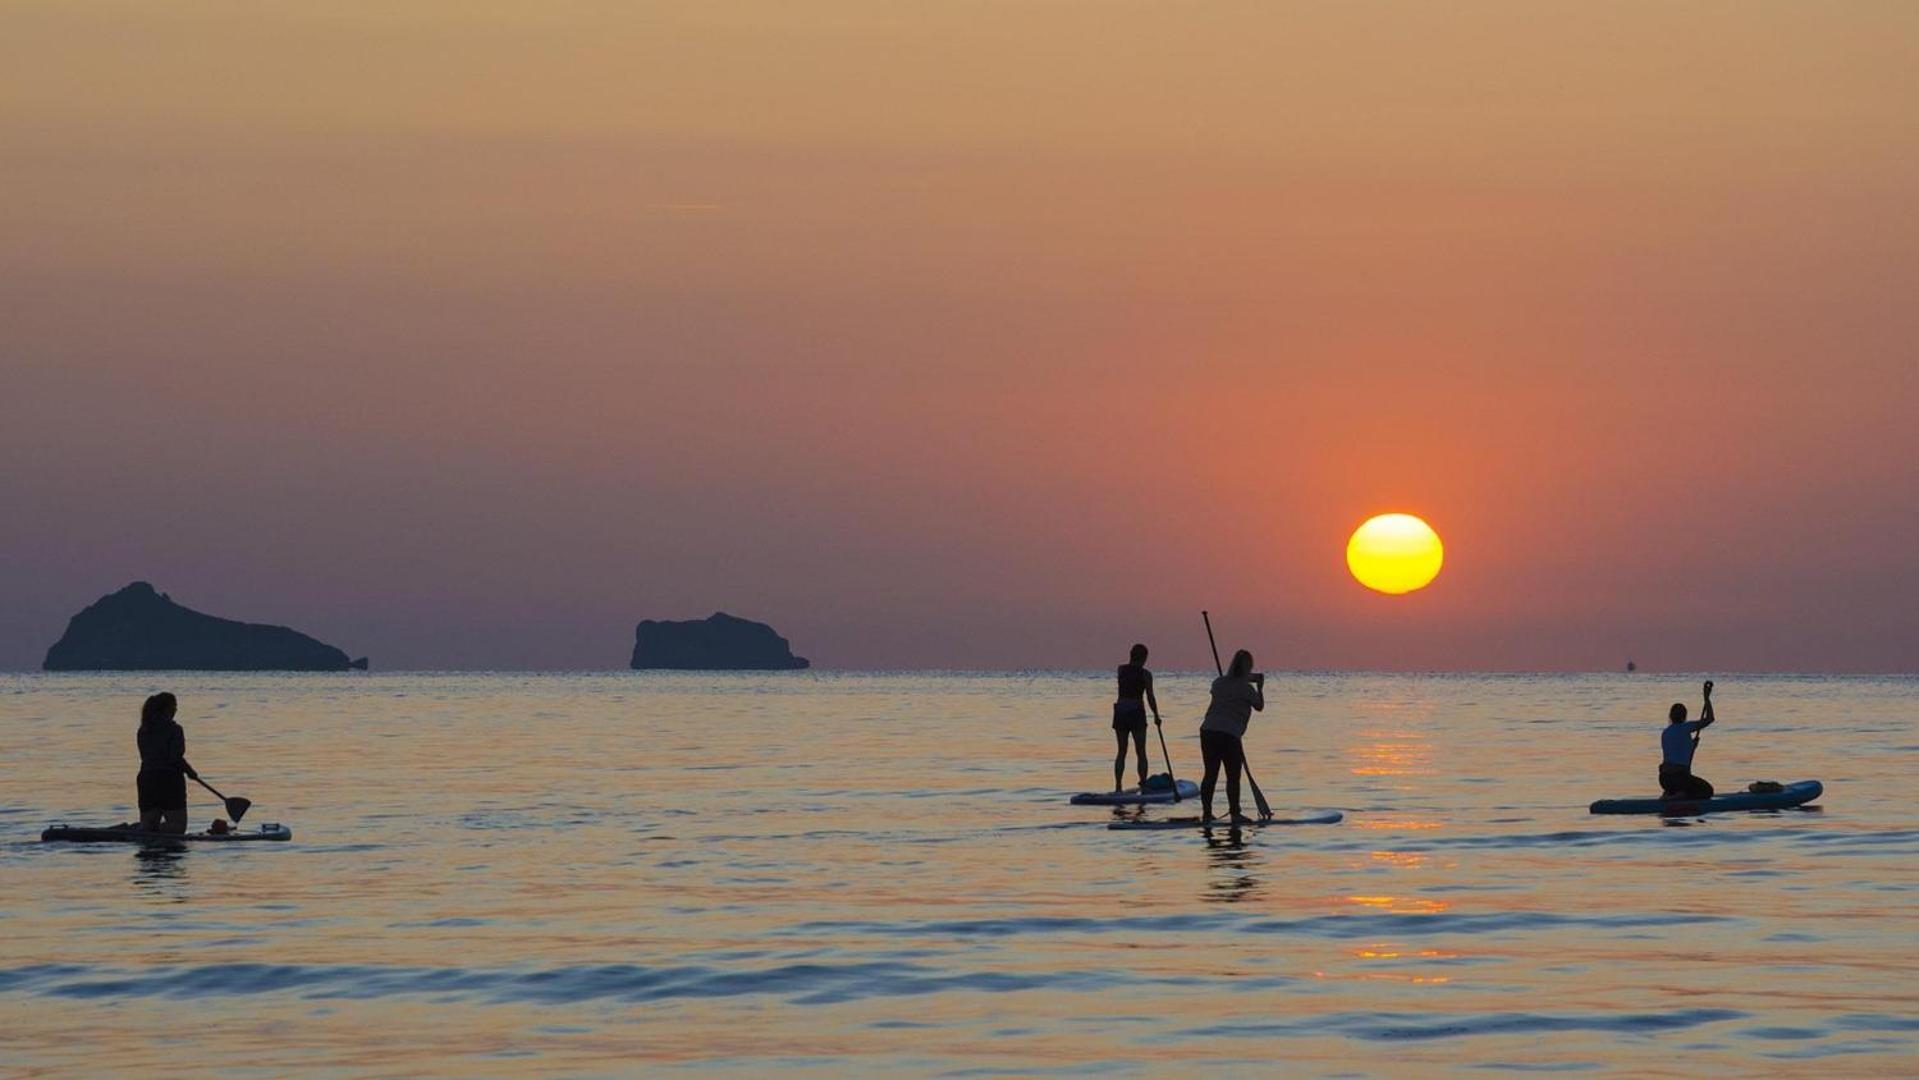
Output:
[{"xmin": 41, "ymin": 823, "xmax": 293, "ymax": 843}]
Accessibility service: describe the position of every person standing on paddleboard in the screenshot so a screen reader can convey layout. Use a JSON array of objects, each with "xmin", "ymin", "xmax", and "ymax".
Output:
[
  {"xmin": 136, "ymin": 692, "xmax": 197, "ymax": 834},
  {"xmin": 1659, "ymin": 680, "xmax": 1717, "ymax": 800},
  {"xmin": 1199, "ymin": 649, "xmax": 1264, "ymax": 824},
  {"xmin": 1112, "ymin": 644, "xmax": 1162, "ymax": 792}
]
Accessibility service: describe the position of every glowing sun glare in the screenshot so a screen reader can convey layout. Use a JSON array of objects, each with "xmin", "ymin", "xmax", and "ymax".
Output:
[{"xmin": 1347, "ymin": 513, "xmax": 1444, "ymax": 595}]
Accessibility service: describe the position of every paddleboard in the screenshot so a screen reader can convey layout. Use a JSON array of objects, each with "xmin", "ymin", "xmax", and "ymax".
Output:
[
  {"xmin": 1588, "ymin": 780, "xmax": 1821, "ymax": 816},
  {"xmin": 1071, "ymin": 779, "xmax": 1200, "ymax": 805},
  {"xmin": 41, "ymin": 823, "xmax": 293, "ymax": 843},
  {"xmin": 1108, "ymin": 810, "xmax": 1344, "ymax": 829}
]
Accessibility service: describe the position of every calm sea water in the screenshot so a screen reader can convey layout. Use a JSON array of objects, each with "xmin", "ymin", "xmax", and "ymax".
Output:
[{"xmin": 1, "ymin": 672, "xmax": 1913, "ymax": 1075}]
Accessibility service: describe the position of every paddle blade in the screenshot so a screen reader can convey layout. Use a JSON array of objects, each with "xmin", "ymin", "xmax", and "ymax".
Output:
[
  {"xmin": 224, "ymin": 796, "xmax": 252, "ymax": 823},
  {"xmin": 1247, "ymin": 776, "xmax": 1273, "ymax": 819}
]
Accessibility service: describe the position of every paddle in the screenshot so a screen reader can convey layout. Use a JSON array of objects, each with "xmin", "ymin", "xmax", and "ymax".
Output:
[
  {"xmin": 1202, "ymin": 610, "xmax": 1273, "ymax": 820},
  {"xmin": 192, "ymin": 774, "xmax": 252, "ymax": 823},
  {"xmin": 1694, "ymin": 679, "xmax": 1714, "ymax": 754},
  {"xmin": 1153, "ymin": 708, "xmax": 1180, "ymax": 801}
]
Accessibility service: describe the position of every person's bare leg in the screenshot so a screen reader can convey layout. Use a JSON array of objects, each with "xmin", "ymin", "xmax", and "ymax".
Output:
[
  {"xmin": 1133, "ymin": 729, "xmax": 1149, "ymax": 787},
  {"xmin": 1200, "ymin": 735, "xmax": 1221, "ymax": 821},
  {"xmin": 1113, "ymin": 730, "xmax": 1128, "ymax": 792},
  {"xmin": 139, "ymin": 808, "xmax": 163, "ymax": 831},
  {"xmin": 1226, "ymin": 753, "xmax": 1249, "ymax": 823},
  {"xmin": 156, "ymin": 807, "xmax": 188, "ymax": 835}
]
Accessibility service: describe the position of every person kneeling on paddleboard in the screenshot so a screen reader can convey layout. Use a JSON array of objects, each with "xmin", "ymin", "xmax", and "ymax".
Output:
[
  {"xmin": 1659, "ymin": 680, "xmax": 1717, "ymax": 800},
  {"xmin": 1199, "ymin": 650, "xmax": 1263, "ymax": 824},
  {"xmin": 136, "ymin": 692, "xmax": 197, "ymax": 834},
  {"xmin": 1112, "ymin": 644, "xmax": 1162, "ymax": 792}
]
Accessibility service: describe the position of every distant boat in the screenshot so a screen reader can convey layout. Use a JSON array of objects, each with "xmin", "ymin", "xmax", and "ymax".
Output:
[{"xmin": 1626, "ymin": 660, "xmax": 1637, "ymax": 672}]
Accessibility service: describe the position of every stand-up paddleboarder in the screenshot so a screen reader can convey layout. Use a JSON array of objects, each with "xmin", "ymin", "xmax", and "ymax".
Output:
[
  {"xmin": 1112, "ymin": 644, "xmax": 1162, "ymax": 792},
  {"xmin": 1199, "ymin": 650, "xmax": 1264, "ymax": 823}
]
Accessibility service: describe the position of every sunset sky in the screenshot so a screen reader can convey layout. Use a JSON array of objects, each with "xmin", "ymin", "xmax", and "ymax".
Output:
[{"xmin": 3, "ymin": 3, "xmax": 1915, "ymax": 671}]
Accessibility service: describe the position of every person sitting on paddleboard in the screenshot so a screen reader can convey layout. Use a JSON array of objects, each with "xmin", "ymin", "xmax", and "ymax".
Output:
[
  {"xmin": 1199, "ymin": 649, "xmax": 1263, "ymax": 824},
  {"xmin": 1660, "ymin": 680, "xmax": 1716, "ymax": 800},
  {"xmin": 1112, "ymin": 643, "xmax": 1161, "ymax": 792},
  {"xmin": 136, "ymin": 692, "xmax": 196, "ymax": 833}
]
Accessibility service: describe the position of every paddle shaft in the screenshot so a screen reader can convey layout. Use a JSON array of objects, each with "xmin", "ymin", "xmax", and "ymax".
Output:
[
  {"xmin": 1154, "ymin": 716, "xmax": 1178, "ymax": 799},
  {"xmin": 1200, "ymin": 611, "xmax": 1272, "ymax": 818},
  {"xmin": 1696, "ymin": 679, "xmax": 1714, "ymax": 752}
]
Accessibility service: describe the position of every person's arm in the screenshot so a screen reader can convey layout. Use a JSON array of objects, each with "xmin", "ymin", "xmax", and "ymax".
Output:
[
  {"xmin": 172, "ymin": 727, "xmax": 197, "ymax": 779},
  {"xmin": 1248, "ymin": 673, "xmax": 1265, "ymax": 712},
  {"xmin": 1696, "ymin": 680, "xmax": 1716, "ymax": 732},
  {"xmin": 1144, "ymin": 670, "xmax": 1161, "ymax": 725}
]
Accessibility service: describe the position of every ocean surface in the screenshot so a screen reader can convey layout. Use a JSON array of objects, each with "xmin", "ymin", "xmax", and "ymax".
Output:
[{"xmin": 2, "ymin": 671, "xmax": 1913, "ymax": 1075}]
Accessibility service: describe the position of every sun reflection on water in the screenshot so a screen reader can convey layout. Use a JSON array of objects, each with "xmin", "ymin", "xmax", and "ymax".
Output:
[
  {"xmin": 1350, "ymin": 816, "xmax": 1445, "ymax": 831},
  {"xmin": 1344, "ymin": 895, "xmax": 1452, "ymax": 914}
]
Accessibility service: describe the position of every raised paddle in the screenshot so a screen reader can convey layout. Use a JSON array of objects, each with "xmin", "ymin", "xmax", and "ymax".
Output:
[
  {"xmin": 192, "ymin": 774, "xmax": 252, "ymax": 823},
  {"xmin": 1693, "ymin": 679, "xmax": 1715, "ymax": 755},
  {"xmin": 1202, "ymin": 610, "xmax": 1273, "ymax": 820}
]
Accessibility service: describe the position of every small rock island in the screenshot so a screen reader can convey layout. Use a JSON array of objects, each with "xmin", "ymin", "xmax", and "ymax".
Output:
[
  {"xmin": 43, "ymin": 582, "xmax": 368, "ymax": 672},
  {"xmin": 630, "ymin": 612, "xmax": 809, "ymax": 670}
]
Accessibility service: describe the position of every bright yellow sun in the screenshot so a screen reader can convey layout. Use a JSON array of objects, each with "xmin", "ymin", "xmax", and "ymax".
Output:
[{"xmin": 1347, "ymin": 513, "xmax": 1444, "ymax": 595}]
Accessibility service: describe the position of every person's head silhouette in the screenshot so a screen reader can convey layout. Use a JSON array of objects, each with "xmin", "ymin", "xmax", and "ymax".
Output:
[{"xmin": 141, "ymin": 692, "xmax": 177, "ymax": 729}]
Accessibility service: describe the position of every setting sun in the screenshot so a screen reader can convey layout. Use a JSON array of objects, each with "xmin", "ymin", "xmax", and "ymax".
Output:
[{"xmin": 1347, "ymin": 514, "xmax": 1444, "ymax": 595}]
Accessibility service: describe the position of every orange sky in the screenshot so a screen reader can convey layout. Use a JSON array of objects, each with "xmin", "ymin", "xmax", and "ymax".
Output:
[{"xmin": 2, "ymin": 3, "xmax": 1915, "ymax": 669}]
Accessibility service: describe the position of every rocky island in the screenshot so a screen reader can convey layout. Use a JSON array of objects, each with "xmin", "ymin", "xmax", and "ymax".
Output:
[
  {"xmin": 630, "ymin": 612, "xmax": 809, "ymax": 670},
  {"xmin": 43, "ymin": 582, "xmax": 367, "ymax": 672}
]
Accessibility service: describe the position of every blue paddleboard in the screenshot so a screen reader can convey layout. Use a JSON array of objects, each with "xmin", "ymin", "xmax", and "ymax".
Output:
[
  {"xmin": 1588, "ymin": 780, "xmax": 1821, "ymax": 816},
  {"xmin": 1071, "ymin": 779, "xmax": 1200, "ymax": 805}
]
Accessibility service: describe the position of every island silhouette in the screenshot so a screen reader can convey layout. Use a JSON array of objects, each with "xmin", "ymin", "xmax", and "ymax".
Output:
[
  {"xmin": 43, "ymin": 582, "xmax": 367, "ymax": 672},
  {"xmin": 631, "ymin": 612, "xmax": 808, "ymax": 670}
]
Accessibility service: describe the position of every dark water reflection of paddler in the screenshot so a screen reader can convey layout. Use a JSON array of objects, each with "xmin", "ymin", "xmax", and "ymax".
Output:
[
  {"xmin": 1202, "ymin": 831, "xmax": 1262, "ymax": 903},
  {"xmin": 133, "ymin": 847, "xmax": 191, "ymax": 901}
]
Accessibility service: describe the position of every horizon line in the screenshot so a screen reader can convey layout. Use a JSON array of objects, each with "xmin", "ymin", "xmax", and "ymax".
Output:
[{"xmin": 4, "ymin": 667, "xmax": 1914, "ymax": 678}]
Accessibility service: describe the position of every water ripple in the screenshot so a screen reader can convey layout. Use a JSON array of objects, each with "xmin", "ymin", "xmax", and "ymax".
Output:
[
  {"xmin": 0, "ymin": 959, "xmax": 1285, "ymax": 1007},
  {"xmin": 783, "ymin": 910, "xmax": 1730, "ymax": 940},
  {"xmin": 1176, "ymin": 1007, "xmax": 1747, "ymax": 1042}
]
